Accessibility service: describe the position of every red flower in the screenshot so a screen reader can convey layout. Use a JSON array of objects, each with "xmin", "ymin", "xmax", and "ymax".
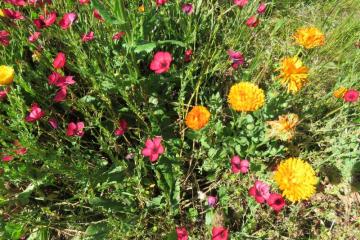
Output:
[
  {"xmin": 3, "ymin": 0, "xmax": 27, "ymax": 6},
  {"xmin": 267, "ymin": 193, "xmax": 285, "ymax": 213},
  {"xmin": 3, "ymin": 9, "xmax": 24, "ymax": 20},
  {"xmin": 141, "ymin": 136, "xmax": 165, "ymax": 163},
  {"xmin": 0, "ymin": 87, "xmax": 10, "ymax": 101},
  {"xmin": 230, "ymin": 156, "xmax": 249, "ymax": 174},
  {"xmin": 2, "ymin": 155, "xmax": 13, "ymax": 162},
  {"xmin": 34, "ymin": 12, "xmax": 57, "ymax": 29},
  {"xmin": 184, "ymin": 49, "xmax": 192, "ymax": 62},
  {"xmin": 48, "ymin": 73, "xmax": 75, "ymax": 87},
  {"xmin": 212, "ymin": 227, "xmax": 229, "ymax": 240},
  {"xmin": 79, "ymin": 0, "xmax": 90, "ymax": 4},
  {"xmin": 115, "ymin": 119, "xmax": 128, "ymax": 136},
  {"xmin": 93, "ymin": 9, "xmax": 104, "ymax": 21},
  {"xmin": 48, "ymin": 118, "xmax": 58, "ymax": 129},
  {"xmin": 234, "ymin": 0, "xmax": 248, "ymax": 8},
  {"xmin": 112, "ymin": 31, "xmax": 125, "ymax": 41},
  {"xmin": 25, "ymin": 103, "xmax": 45, "ymax": 122},
  {"xmin": 150, "ymin": 51, "xmax": 172, "ymax": 74},
  {"xmin": 156, "ymin": 0, "xmax": 168, "ymax": 6},
  {"xmin": 182, "ymin": 4, "xmax": 194, "ymax": 15},
  {"xmin": 248, "ymin": 180, "xmax": 270, "ymax": 203},
  {"xmin": 28, "ymin": 32, "xmax": 41, "ymax": 43},
  {"xmin": 28, "ymin": 0, "xmax": 52, "ymax": 6},
  {"xmin": 53, "ymin": 86, "xmax": 67, "ymax": 102},
  {"xmin": 0, "ymin": 30, "xmax": 10, "ymax": 46},
  {"xmin": 246, "ymin": 16, "xmax": 259, "ymax": 28},
  {"xmin": 66, "ymin": 122, "xmax": 85, "ymax": 137},
  {"xmin": 257, "ymin": 2, "xmax": 267, "ymax": 14},
  {"xmin": 176, "ymin": 227, "xmax": 188, "ymax": 240},
  {"xmin": 344, "ymin": 89, "xmax": 359, "ymax": 103},
  {"xmin": 53, "ymin": 52, "xmax": 66, "ymax": 69},
  {"xmin": 58, "ymin": 12, "xmax": 77, "ymax": 29},
  {"xmin": 82, "ymin": 31, "xmax": 94, "ymax": 42},
  {"xmin": 227, "ymin": 50, "xmax": 245, "ymax": 69}
]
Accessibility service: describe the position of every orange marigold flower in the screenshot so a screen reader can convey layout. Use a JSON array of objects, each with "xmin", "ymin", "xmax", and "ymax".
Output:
[
  {"xmin": 185, "ymin": 106, "xmax": 211, "ymax": 130},
  {"xmin": 333, "ymin": 86, "xmax": 347, "ymax": 99},
  {"xmin": 274, "ymin": 158, "xmax": 318, "ymax": 202},
  {"xmin": 267, "ymin": 113, "xmax": 299, "ymax": 141},
  {"xmin": 293, "ymin": 27, "xmax": 325, "ymax": 49},
  {"xmin": 276, "ymin": 56, "xmax": 309, "ymax": 94},
  {"xmin": 227, "ymin": 82, "xmax": 265, "ymax": 112},
  {"xmin": 0, "ymin": 65, "xmax": 15, "ymax": 86}
]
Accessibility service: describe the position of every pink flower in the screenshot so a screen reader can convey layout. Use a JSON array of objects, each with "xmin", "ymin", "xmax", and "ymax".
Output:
[
  {"xmin": 2, "ymin": 9, "xmax": 24, "ymax": 20},
  {"xmin": 182, "ymin": 4, "xmax": 194, "ymax": 15},
  {"xmin": 58, "ymin": 13, "xmax": 77, "ymax": 29},
  {"xmin": 267, "ymin": 193, "xmax": 285, "ymax": 213},
  {"xmin": 66, "ymin": 122, "xmax": 85, "ymax": 137},
  {"xmin": 246, "ymin": 15, "xmax": 259, "ymax": 28},
  {"xmin": 82, "ymin": 31, "xmax": 94, "ymax": 42},
  {"xmin": 141, "ymin": 136, "xmax": 165, "ymax": 163},
  {"xmin": 112, "ymin": 31, "xmax": 125, "ymax": 41},
  {"xmin": 156, "ymin": 0, "xmax": 168, "ymax": 6},
  {"xmin": 184, "ymin": 49, "xmax": 192, "ymax": 62},
  {"xmin": 208, "ymin": 195, "xmax": 218, "ymax": 207},
  {"xmin": 53, "ymin": 86, "xmax": 67, "ymax": 102},
  {"xmin": 48, "ymin": 73, "xmax": 75, "ymax": 87},
  {"xmin": 34, "ymin": 12, "xmax": 57, "ymax": 29},
  {"xmin": 93, "ymin": 9, "xmax": 104, "ymax": 22},
  {"xmin": 25, "ymin": 103, "xmax": 45, "ymax": 122},
  {"xmin": 230, "ymin": 156, "xmax": 249, "ymax": 174},
  {"xmin": 28, "ymin": 32, "xmax": 41, "ymax": 43},
  {"xmin": 115, "ymin": 119, "xmax": 128, "ymax": 136},
  {"xmin": 212, "ymin": 227, "xmax": 229, "ymax": 240},
  {"xmin": 227, "ymin": 50, "xmax": 245, "ymax": 69},
  {"xmin": 15, "ymin": 148, "xmax": 27, "ymax": 155},
  {"xmin": 344, "ymin": 89, "xmax": 359, "ymax": 103},
  {"xmin": 53, "ymin": 52, "xmax": 66, "ymax": 69},
  {"xmin": 48, "ymin": 118, "xmax": 58, "ymax": 129},
  {"xmin": 79, "ymin": 0, "xmax": 90, "ymax": 4},
  {"xmin": 0, "ymin": 87, "xmax": 10, "ymax": 101},
  {"xmin": 28, "ymin": 0, "xmax": 52, "ymax": 6},
  {"xmin": 257, "ymin": 2, "xmax": 267, "ymax": 14},
  {"xmin": 248, "ymin": 180, "xmax": 270, "ymax": 203},
  {"xmin": 2, "ymin": 155, "xmax": 13, "ymax": 162},
  {"xmin": 4, "ymin": 0, "xmax": 27, "ymax": 6},
  {"xmin": 176, "ymin": 227, "xmax": 188, "ymax": 240},
  {"xmin": 150, "ymin": 51, "xmax": 172, "ymax": 74},
  {"xmin": 234, "ymin": 0, "xmax": 248, "ymax": 8},
  {"xmin": 0, "ymin": 30, "xmax": 10, "ymax": 46}
]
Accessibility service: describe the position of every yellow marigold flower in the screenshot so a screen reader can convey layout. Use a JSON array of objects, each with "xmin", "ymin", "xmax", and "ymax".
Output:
[
  {"xmin": 185, "ymin": 106, "xmax": 211, "ymax": 130},
  {"xmin": 267, "ymin": 113, "xmax": 299, "ymax": 141},
  {"xmin": 0, "ymin": 65, "xmax": 15, "ymax": 86},
  {"xmin": 228, "ymin": 82, "xmax": 265, "ymax": 112},
  {"xmin": 333, "ymin": 86, "xmax": 347, "ymax": 99},
  {"xmin": 0, "ymin": 9, "xmax": 4, "ymax": 17},
  {"xmin": 274, "ymin": 158, "xmax": 318, "ymax": 202},
  {"xmin": 276, "ymin": 56, "xmax": 309, "ymax": 94},
  {"xmin": 293, "ymin": 27, "xmax": 325, "ymax": 49},
  {"xmin": 138, "ymin": 5, "xmax": 145, "ymax": 13}
]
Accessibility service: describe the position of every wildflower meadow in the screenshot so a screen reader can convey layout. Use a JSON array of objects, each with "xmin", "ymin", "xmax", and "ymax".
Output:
[{"xmin": 1, "ymin": 0, "xmax": 360, "ymax": 239}]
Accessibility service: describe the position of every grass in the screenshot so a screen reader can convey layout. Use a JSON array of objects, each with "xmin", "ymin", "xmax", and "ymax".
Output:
[{"xmin": 0, "ymin": 0, "xmax": 359, "ymax": 239}]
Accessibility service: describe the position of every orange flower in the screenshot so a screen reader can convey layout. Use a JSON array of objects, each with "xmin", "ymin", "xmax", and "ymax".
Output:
[
  {"xmin": 138, "ymin": 5, "xmax": 145, "ymax": 13},
  {"xmin": 293, "ymin": 27, "xmax": 325, "ymax": 49},
  {"xmin": 267, "ymin": 113, "xmax": 299, "ymax": 141},
  {"xmin": 333, "ymin": 86, "xmax": 347, "ymax": 99},
  {"xmin": 185, "ymin": 106, "xmax": 210, "ymax": 130}
]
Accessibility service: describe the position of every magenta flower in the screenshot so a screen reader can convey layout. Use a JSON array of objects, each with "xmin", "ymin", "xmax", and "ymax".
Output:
[
  {"xmin": 212, "ymin": 226, "xmax": 229, "ymax": 240},
  {"xmin": 344, "ymin": 89, "xmax": 359, "ymax": 103},
  {"xmin": 2, "ymin": 155, "xmax": 13, "ymax": 162},
  {"xmin": 0, "ymin": 87, "xmax": 10, "ymax": 101},
  {"xmin": 0, "ymin": 30, "xmax": 10, "ymax": 46},
  {"xmin": 58, "ymin": 13, "xmax": 77, "ymax": 29},
  {"xmin": 207, "ymin": 195, "xmax": 218, "ymax": 207},
  {"xmin": 53, "ymin": 52, "xmax": 66, "ymax": 69},
  {"xmin": 182, "ymin": 4, "xmax": 194, "ymax": 15},
  {"xmin": 176, "ymin": 227, "xmax": 188, "ymax": 240},
  {"xmin": 66, "ymin": 122, "xmax": 85, "ymax": 137},
  {"xmin": 230, "ymin": 156, "xmax": 249, "ymax": 174},
  {"xmin": 227, "ymin": 50, "xmax": 245, "ymax": 69},
  {"xmin": 2, "ymin": 9, "xmax": 24, "ymax": 20},
  {"xmin": 184, "ymin": 49, "xmax": 193, "ymax": 62},
  {"xmin": 257, "ymin": 2, "xmax": 267, "ymax": 14},
  {"xmin": 112, "ymin": 31, "xmax": 125, "ymax": 41},
  {"xmin": 141, "ymin": 136, "xmax": 165, "ymax": 163},
  {"xmin": 48, "ymin": 73, "xmax": 75, "ymax": 87},
  {"xmin": 246, "ymin": 15, "xmax": 259, "ymax": 28},
  {"xmin": 156, "ymin": 0, "xmax": 168, "ymax": 6},
  {"xmin": 150, "ymin": 51, "xmax": 173, "ymax": 74},
  {"xmin": 3, "ymin": 0, "xmax": 26, "ymax": 6},
  {"xmin": 53, "ymin": 86, "xmax": 67, "ymax": 102},
  {"xmin": 15, "ymin": 147, "xmax": 27, "ymax": 155},
  {"xmin": 234, "ymin": 0, "xmax": 248, "ymax": 8},
  {"xmin": 34, "ymin": 12, "xmax": 57, "ymax": 29},
  {"xmin": 28, "ymin": 32, "xmax": 41, "ymax": 43},
  {"xmin": 93, "ymin": 9, "xmax": 104, "ymax": 22},
  {"xmin": 82, "ymin": 31, "xmax": 94, "ymax": 42},
  {"xmin": 267, "ymin": 193, "xmax": 285, "ymax": 213},
  {"xmin": 79, "ymin": 0, "xmax": 90, "ymax": 4},
  {"xmin": 248, "ymin": 180, "xmax": 270, "ymax": 203},
  {"xmin": 48, "ymin": 118, "xmax": 58, "ymax": 129},
  {"xmin": 115, "ymin": 119, "xmax": 128, "ymax": 136},
  {"xmin": 25, "ymin": 103, "xmax": 45, "ymax": 122}
]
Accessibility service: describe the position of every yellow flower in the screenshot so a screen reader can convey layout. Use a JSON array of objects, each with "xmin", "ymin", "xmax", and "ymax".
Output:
[
  {"xmin": 185, "ymin": 106, "xmax": 211, "ymax": 130},
  {"xmin": 276, "ymin": 56, "xmax": 309, "ymax": 94},
  {"xmin": 138, "ymin": 5, "xmax": 145, "ymax": 13},
  {"xmin": 267, "ymin": 113, "xmax": 299, "ymax": 141},
  {"xmin": 0, "ymin": 9, "xmax": 4, "ymax": 17},
  {"xmin": 274, "ymin": 158, "xmax": 318, "ymax": 202},
  {"xmin": 293, "ymin": 27, "xmax": 325, "ymax": 49},
  {"xmin": 227, "ymin": 82, "xmax": 265, "ymax": 112},
  {"xmin": 32, "ymin": 50, "xmax": 42, "ymax": 62},
  {"xmin": 0, "ymin": 65, "xmax": 15, "ymax": 86},
  {"xmin": 333, "ymin": 86, "xmax": 347, "ymax": 99}
]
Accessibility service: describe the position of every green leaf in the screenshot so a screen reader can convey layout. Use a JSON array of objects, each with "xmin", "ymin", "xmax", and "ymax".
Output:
[
  {"xmin": 27, "ymin": 228, "xmax": 49, "ymax": 240},
  {"xmin": 91, "ymin": 0, "xmax": 123, "ymax": 24},
  {"xmin": 134, "ymin": 42, "xmax": 157, "ymax": 53},
  {"xmin": 5, "ymin": 223, "xmax": 23, "ymax": 240},
  {"xmin": 84, "ymin": 223, "xmax": 110, "ymax": 240},
  {"xmin": 158, "ymin": 40, "xmax": 186, "ymax": 47}
]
